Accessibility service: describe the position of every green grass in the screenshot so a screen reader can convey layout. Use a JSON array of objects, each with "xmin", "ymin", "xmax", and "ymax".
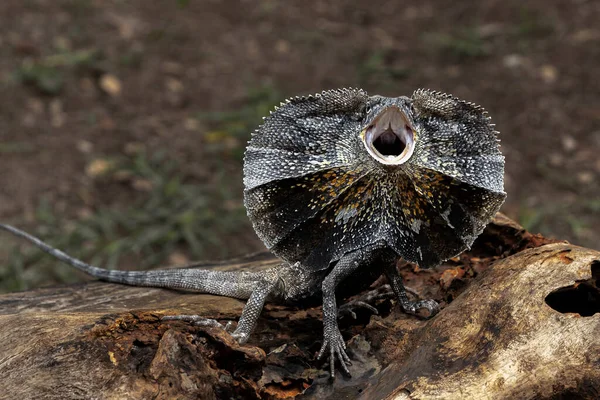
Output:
[
  {"xmin": 13, "ymin": 49, "xmax": 101, "ymax": 95},
  {"xmin": 62, "ymin": 0, "xmax": 93, "ymax": 16},
  {"xmin": 0, "ymin": 151, "xmax": 249, "ymax": 293},
  {"xmin": 517, "ymin": 200, "xmax": 597, "ymax": 250},
  {"xmin": 509, "ymin": 6, "xmax": 556, "ymax": 51},
  {"xmin": 0, "ymin": 143, "xmax": 37, "ymax": 154},
  {"xmin": 515, "ymin": 7, "xmax": 555, "ymax": 39},
  {"xmin": 424, "ymin": 28, "xmax": 491, "ymax": 61},
  {"xmin": 119, "ymin": 49, "xmax": 144, "ymax": 69},
  {"xmin": 357, "ymin": 49, "xmax": 411, "ymax": 88},
  {"xmin": 196, "ymin": 83, "xmax": 281, "ymax": 159},
  {"xmin": 517, "ymin": 207, "xmax": 543, "ymax": 233},
  {"xmin": 0, "ymin": 82, "xmax": 282, "ymax": 293}
]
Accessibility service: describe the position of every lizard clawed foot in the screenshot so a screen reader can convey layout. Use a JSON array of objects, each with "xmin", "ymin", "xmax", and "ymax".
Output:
[
  {"xmin": 162, "ymin": 315, "xmax": 253, "ymax": 344},
  {"xmin": 338, "ymin": 284, "xmax": 394, "ymax": 319},
  {"xmin": 230, "ymin": 329, "xmax": 250, "ymax": 344},
  {"xmin": 317, "ymin": 322, "xmax": 352, "ymax": 379},
  {"xmin": 162, "ymin": 315, "xmax": 235, "ymax": 333},
  {"xmin": 400, "ymin": 298, "xmax": 440, "ymax": 318}
]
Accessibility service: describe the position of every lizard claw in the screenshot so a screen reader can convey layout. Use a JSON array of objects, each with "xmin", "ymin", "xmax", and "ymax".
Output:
[
  {"xmin": 230, "ymin": 329, "xmax": 250, "ymax": 344},
  {"xmin": 338, "ymin": 284, "xmax": 394, "ymax": 319},
  {"xmin": 317, "ymin": 324, "xmax": 351, "ymax": 379},
  {"xmin": 162, "ymin": 315, "xmax": 254, "ymax": 344},
  {"xmin": 338, "ymin": 301, "xmax": 377, "ymax": 319}
]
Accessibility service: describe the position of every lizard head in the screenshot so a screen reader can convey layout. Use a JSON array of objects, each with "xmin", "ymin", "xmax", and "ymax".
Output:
[{"xmin": 360, "ymin": 97, "xmax": 416, "ymax": 166}]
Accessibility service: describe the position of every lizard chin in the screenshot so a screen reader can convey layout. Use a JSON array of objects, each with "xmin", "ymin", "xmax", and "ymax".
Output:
[{"xmin": 362, "ymin": 106, "xmax": 415, "ymax": 165}]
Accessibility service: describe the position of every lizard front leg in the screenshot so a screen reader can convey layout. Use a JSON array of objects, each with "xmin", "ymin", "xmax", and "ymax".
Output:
[
  {"xmin": 317, "ymin": 250, "xmax": 365, "ymax": 378},
  {"xmin": 163, "ymin": 272, "xmax": 279, "ymax": 343},
  {"xmin": 230, "ymin": 277, "xmax": 277, "ymax": 343}
]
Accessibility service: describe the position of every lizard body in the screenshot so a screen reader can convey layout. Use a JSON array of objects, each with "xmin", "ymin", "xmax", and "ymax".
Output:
[{"xmin": 0, "ymin": 88, "xmax": 505, "ymax": 378}]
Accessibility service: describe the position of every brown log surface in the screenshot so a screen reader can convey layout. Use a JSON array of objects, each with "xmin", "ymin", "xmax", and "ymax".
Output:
[{"xmin": 0, "ymin": 215, "xmax": 598, "ymax": 399}]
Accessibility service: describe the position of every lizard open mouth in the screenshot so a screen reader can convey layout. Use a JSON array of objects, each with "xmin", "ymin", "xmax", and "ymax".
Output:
[{"xmin": 362, "ymin": 106, "xmax": 415, "ymax": 165}]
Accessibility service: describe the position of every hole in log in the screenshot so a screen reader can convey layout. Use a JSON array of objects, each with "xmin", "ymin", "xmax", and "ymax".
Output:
[
  {"xmin": 544, "ymin": 261, "xmax": 600, "ymax": 317},
  {"xmin": 592, "ymin": 260, "xmax": 600, "ymax": 286}
]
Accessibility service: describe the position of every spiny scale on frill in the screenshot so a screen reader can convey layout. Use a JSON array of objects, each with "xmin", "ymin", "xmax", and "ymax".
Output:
[
  {"xmin": 410, "ymin": 89, "xmax": 504, "ymax": 193},
  {"xmin": 243, "ymin": 88, "xmax": 368, "ymax": 191},
  {"xmin": 243, "ymin": 88, "xmax": 505, "ymax": 271}
]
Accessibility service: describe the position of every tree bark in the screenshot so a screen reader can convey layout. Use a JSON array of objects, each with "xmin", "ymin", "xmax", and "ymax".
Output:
[{"xmin": 0, "ymin": 214, "xmax": 598, "ymax": 399}]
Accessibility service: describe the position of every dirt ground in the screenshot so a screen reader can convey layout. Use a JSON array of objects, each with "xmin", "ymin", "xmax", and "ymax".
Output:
[{"xmin": 0, "ymin": 0, "xmax": 599, "ymax": 291}]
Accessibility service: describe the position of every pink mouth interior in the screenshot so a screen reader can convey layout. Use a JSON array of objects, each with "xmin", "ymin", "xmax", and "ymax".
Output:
[
  {"xmin": 373, "ymin": 127, "xmax": 407, "ymax": 156},
  {"xmin": 364, "ymin": 107, "xmax": 415, "ymax": 165}
]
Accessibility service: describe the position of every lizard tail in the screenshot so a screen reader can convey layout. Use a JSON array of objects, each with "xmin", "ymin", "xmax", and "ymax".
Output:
[{"xmin": 0, "ymin": 224, "xmax": 262, "ymax": 300}]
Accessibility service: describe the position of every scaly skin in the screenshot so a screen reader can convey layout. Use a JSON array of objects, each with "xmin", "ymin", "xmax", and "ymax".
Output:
[{"xmin": 0, "ymin": 88, "xmax": 505, "ymax": 379}]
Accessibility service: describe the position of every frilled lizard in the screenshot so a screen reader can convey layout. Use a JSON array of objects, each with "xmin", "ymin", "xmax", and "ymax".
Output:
[{"xmin": 0, "ymin": 88, "xmax": 506, "ymax": 378}]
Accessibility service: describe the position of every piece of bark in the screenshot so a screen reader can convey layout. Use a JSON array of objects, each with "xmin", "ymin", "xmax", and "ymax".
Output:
[
  {"xmin": 360, "ymin": 244, "xmax": 600, "ymax": 400},
  {"xmin": 0, "ymin": 215, "xmax": 598, "ymax": 399}
]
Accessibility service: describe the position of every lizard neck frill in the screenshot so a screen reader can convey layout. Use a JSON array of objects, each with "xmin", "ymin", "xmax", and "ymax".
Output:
[{"xmin": 361, "ymin": 106, "xmax": 415, "ymax": 166}]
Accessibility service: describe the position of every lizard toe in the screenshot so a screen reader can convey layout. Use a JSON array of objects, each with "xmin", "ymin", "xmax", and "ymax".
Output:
[
  {"xmin": 162, "ymin": 314, "xmax": 222, "ymax": 327},
  {"xmin": 402, "ymin": 299, "xmax": 440, "ymax": 318},
  {"xmin": 338, "ymin": 285, "xmax": 394, "ymax": 320},
  {"xmin": 231, "ymin": 330, "xmax": 250, "ymax": 344},
  {"xmin": 317, "ymin": 325, "xmax": 352, "ymax": 379}
]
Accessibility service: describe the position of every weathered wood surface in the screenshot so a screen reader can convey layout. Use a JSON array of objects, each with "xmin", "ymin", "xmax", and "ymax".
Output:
[{"xmin": 0, "ymin": 214, "xmax": 598, "ymax": 399}]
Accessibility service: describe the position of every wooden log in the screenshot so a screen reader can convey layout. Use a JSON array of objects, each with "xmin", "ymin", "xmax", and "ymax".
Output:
[{"xmin": 0, "ymin": 215, "xmax": 598, "ymax": 399}]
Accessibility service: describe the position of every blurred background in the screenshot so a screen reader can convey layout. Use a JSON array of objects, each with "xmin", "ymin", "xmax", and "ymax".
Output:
[{"xmin": 0, "ymin": 0, "xmax": 598, "ymax": 292}]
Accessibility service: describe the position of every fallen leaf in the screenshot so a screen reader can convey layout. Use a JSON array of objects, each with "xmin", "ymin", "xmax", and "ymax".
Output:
[
  {"xmin": 165, "ymin": 77, "xmax": 183, "ymax": 92},
  {"xmin": 99, "ymin": 74, "xmax": 122, "ymax": 96},
  {"xmin": 161, "ymin": 61, "xmax": 183, "ymax": 75},
  {"xmin": 124, "ymin": 142, "xmax": 144, "ymax": 155},
  {"xmin": 76, "ymin": 140, "xmax": 93, "ymax": 154},
  {"xmin": 539, "ymin": 65, "xmax": 558, "ymax": 84},
  {"xmin": 561, "ymin": 135, "xmax": 577, "ymax": 152},
  {"xmin": 86, "ymin": 159, "xmax": 112, "ymax": 178},
  {"xmin": 168, "ymin": 251, "xmax": 190, "ymax": 265},
  {"xmin": 275, "ymin": 39, "xmax": 290, "ymax": 54},
  {"xmin": 132, "ymin": 178, "xmax": 154, "ymax": 192},
  {"xmin": 440, "ymin": 267, "xmax": 466, "ymax": 290},
  {"xmin": 577, "ymin": 171, "xmax": 594, "ymax": 184},
  {"xmin": 50, "ymin": 99, "xmax": 65, "ymax": 128},
  {"xmin": 113, "ymin": 170, "xmax": 133, "ymax": 182},
  {"xmin": 184, "ymin": 118, "xmax": 199, "ymax": 131}
]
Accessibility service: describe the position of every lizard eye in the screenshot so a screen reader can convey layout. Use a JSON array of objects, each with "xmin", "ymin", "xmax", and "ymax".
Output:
[{"xmin": 409, "ymin": 104, "xmax": 416, "ymax": 116}]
